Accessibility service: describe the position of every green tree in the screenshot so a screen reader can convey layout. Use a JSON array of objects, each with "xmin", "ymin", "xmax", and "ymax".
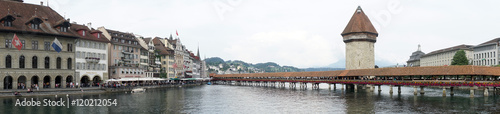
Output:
[{"xmin": 451, "ymin": 50, "xmax": 469, "ymax": 65}]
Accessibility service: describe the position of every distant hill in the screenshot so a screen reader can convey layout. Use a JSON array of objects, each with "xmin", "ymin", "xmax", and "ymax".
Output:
[{"xmin": 204, "ymin": 57, "xmax": 304, "ymax": 73}]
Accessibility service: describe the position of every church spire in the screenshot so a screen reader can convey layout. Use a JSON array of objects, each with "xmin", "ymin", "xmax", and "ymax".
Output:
[{"xmin": 197, "ymin": 44, "xmax": 200, "ymax": 57}]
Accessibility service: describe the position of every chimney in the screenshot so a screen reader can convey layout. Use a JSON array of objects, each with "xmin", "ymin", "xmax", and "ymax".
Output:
[
  {"xmin": 87, "ymin": 22, "xmax": 92, "ymax": 28},
  {"xmin": 40, "ymin": 1, "xmax": 43, "ymax": 5}
]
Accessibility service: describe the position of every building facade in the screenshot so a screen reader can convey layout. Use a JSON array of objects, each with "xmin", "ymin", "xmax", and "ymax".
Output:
[
  {"xmin": 407, "ymin": 45, "xmax": 425, "ymax": 67},
  {"xmin": 341, "ymin": 6, "xmax": 377, "ymax": 70},
  {"xmin": 420, "ymin": 44, "xmax": 473, "ymax": 66},
  {"xmin": 473, "ymin": 38, "xmax": 500, "ymax": 66},
  {"xmin": 73, "ymin": 24, "xmax": 109, "ymax": 87},
  {"xmin": 0, "ymin": 1, "xmax": 77, "ymax": 89},
  {"xmin": 98, "ymin": 27, "xmax": 145, "ymax": 79}
]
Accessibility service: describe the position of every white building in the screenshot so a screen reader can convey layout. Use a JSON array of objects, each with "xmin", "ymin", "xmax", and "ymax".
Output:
[
  {"xmin": 420, "ymin": 44, "xmax": 473, "ymax": 66},
  {"xmin": 473, "ymin": 38, "xmax": 500, "ymax": 66},
  {"xmin": 73, "ymin": 24, "xmax": 109, "ymax": 87}
]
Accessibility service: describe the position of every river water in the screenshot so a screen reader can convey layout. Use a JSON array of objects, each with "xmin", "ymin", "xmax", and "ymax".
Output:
[{"xmin": 1, "ymin": 83, "xmax": 499, "ymax": 113}]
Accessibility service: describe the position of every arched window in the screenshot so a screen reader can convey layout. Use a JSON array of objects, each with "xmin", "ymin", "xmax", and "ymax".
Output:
[
  {"xmin": 5, "ymin": 55, "xmax": 11, "ymax": 68},
  {"xmin": 56, "ymin": 57, "xmax": 61, "ymax": 69},
  {"xmin": 44, "ymin": 57, "xmax": 50, "ymax": 69},
  {"xmin": 32, "ymin": 56, "xmax": 38, "ymax": 68},
  {"xmin": 19, "ymin": 55, "xmax": 25, "ymax": 68},
  {"xmin": 67, "ymin": 58, "xmax": 72, "ymax": 69}
]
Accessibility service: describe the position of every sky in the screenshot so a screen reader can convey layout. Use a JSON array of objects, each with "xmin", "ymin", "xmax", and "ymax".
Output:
[{"xmin": 24, "ymin": 0, "xmax": 500, "ymax": 68}]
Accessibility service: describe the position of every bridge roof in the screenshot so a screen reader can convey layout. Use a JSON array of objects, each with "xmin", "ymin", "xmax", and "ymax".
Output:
[{"xmin": 213, "ymin": 65, "xmax": 500, "ymax": 78}]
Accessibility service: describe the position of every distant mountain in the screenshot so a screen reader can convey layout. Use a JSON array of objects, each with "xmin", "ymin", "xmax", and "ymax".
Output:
[{"xmin": 204, "ymin": 57, "xmax": 303, "ymax": 73}]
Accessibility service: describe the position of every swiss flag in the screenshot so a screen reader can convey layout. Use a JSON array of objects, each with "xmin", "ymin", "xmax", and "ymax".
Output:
[
  {"xmin": 176, "ymin": 30, "xmax": 179, "ymax": 36},
  {"xmin": 12, "ymin": 34, "xmax": 22, "ymax": 51}
]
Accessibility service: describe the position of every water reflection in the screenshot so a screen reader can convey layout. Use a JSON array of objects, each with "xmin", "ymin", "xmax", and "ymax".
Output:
[{"xmin": 0, "ymin": 85, "xmax": 499, "ymax": 113}]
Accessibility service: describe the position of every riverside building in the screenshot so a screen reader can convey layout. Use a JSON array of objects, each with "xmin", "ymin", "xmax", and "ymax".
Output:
[
  {"xmin": 473, "ymin": 38, "xmax": 500, "ymax": 66},
  {"xmin": 73, "ymin": 23, "xmax": 109, "ymax": 87},
  {"xmin": 98, "ymin": 27, "xmax": 146, "ymax": 79},
  {"xmin": 420, "ymin": 44, "xmax": 473, "ymax": 66},
  {"xmin": 0, "ymin": 1, "xmax": 77, "ymax": 89}
]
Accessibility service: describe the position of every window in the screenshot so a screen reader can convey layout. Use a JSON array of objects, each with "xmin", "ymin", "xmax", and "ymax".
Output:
[
  {"xmin": 31, "ymin": 23, "xmax": 40, "ymax": 29},
  {"xmin": 67, "ymin": 58, "xmax": 72, "ymax": 69},
  {"xmin": 91, "ymin": 42, "xmax": 95, "ymax": 49},
  {"xmin": 4, "ymin": 20, "xmax": 12, "ymax": 27},
  {"xmin": 44, "ymin": 57, "xmax": 50, "ymax": 69},
  {"xmin": 5, "ymin": 55, "xmax": 11, "ymax": 68},
  {"xmin": 44, "ymin": 42, "xmax": 50, "ymax": 50},
  {"xmin": 56, "ymin": 57, "xmax": 61, "ymax": 69},
  {"xmin": 83, "ymin": 52, "xmax": 86, "ymax": 58},
  {"xmin": 21, "ymin": 40, "xmax": 25, "ymax": 49},
  {"xmin": 32, "ymin": 56, "xmax": 38, "ymax": 68},
  {"xmin": 82, "ymin": 31, "xmax": 86, "ymax": 36},
  {"xmin": 32, "ymin": 40, "xmax": 38, "ymax": 50},
  {"xmin": 76, "ymin": 63, "xmax": 80, "ymax": 69},
  {"xmin": 19, "ymin": 55, "xmax": 25, "ymax": 68},
  {"xmin": 60, "ymin": 27, "xmax": 67, "ymax": 32},
  {"xmin": 67, "ymin": 44, "xmax": 73, "ymax": 52},
  {"xmin": 82, "ymin": 41, "xmax": 85, "ymax": 48},
  {"xmin": 86, "ymin": 41, "xmax": 90, "ymax": 47},
  {"xmin": 5, "ymin": 39, "xmax": 11, "ymax": 48},
  {"xmin": 87, "ymin": 63, "xmax": 90, "ymax": 69}
]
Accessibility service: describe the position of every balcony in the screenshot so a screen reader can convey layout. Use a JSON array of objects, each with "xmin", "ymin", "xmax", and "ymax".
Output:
[
  {"xmin": 122, "ymin": 50, "xmax": 134, "ymax": 54},
  {"xmin": 85, "ymin": 57, "xmax": 100, "ymax": 63},
  {"xmin": 121, "ymin": 57, "xmax": 132, "ymax": 61}
]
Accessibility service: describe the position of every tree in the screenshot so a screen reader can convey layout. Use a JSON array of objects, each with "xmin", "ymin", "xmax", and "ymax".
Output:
[{"xmin": 451, "ymin": 50, "xmax": 469, "ymax": 65}]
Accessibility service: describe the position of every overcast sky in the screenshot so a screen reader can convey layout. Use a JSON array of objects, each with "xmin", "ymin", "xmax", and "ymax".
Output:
[{"xmin": 25, "ymin": 0, "xmax": 500, "ymax": 68}]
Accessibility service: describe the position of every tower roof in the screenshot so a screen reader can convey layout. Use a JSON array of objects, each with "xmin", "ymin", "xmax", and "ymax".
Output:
[{"xmin": 341, "ymin": 6, "xmax": 378, "ymax": 36}]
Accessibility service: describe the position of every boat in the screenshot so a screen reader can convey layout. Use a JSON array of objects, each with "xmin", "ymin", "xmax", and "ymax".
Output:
[{"xmin": 131, "ymin": 88, "xmax": 146, "ymax": 93}]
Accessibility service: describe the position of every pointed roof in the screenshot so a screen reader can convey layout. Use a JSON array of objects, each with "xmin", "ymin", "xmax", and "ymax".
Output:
[{"xmin": 341, "ymin": 6, "xmax": 378, "ymax": 36}]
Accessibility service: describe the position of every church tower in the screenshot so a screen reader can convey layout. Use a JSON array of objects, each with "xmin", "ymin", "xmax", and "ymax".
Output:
[{"xmin": 341, "ymin": 6, "xmax": 378, "ymax": 70}]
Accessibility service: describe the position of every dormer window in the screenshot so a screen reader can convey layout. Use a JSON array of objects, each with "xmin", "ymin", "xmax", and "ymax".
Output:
[
  {"xmin": 4, "ymin": 21, "xmax": 12, "ymax": 27},
  {"xmin": 1, "ymin": 15, "xmax": 15, "ymax": 27},
  {"xmin": 97, "ymin": 33, "xmax": 100, "ymax": 38},
  {"xmin": 26, "ymin": 17, "xmax": 43, "ymax": 30},
  {"xmin": 54, "ymin": 20, "xmax": 70, "ymax": 32},
  {"xmin": 60, "ymin": 27, "xmax": 67, "ymax": 32},
  {"xmin": 82, "ymin": 30, "xmax": 86, "ymax": 36}
]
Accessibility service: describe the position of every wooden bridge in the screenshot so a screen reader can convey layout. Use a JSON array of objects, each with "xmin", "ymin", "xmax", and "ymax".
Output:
[{"xmin": 212, "ymin": 65, "xmax": 500, "ymax": 97}]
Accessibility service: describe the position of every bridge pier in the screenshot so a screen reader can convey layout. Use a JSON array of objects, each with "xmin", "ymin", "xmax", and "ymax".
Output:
[
  {"xmin": 328, "ymin": 84, "xmax": 331, "ymax": 90},
  {"xmin": 442, "ymin": 87, "xmax": 446, "ymax": 97},
  {"xmin": 420, "ymin": 86, "xmax": 425, "ymax": 95},
  {"xmin": 333, "ymin": 83, "xmax": 336, "ymax": 90},
  {"xmin": 484, "ymin": 87, "xmax": 489, "ymax": 97},
  {"xmin": 450, "ymin": 87, "xmax": 454, "ymax": 96},
  {"xmin": 289, "ymin": 82, "xmax": 296, "ymax": 89},
  {"xmin": 341, "ymin": 84, "xmax": 344, "ymax": 90},
  {"xmin": 378, "ymin": 85, "xmax": 381, "ymax": 92},
  {"xmin": 413, "ymin": 86, "xmax": 417, "ymax": 95},
  {"xmin": 397, "ymin": 86, "xmax": 401, "ymax": 94},
  {"xmin": 470, "ymin": 86, "xmax": 475, "ymax": 97},
  {"xmin": 354, "ymin": 84, "xmax": 358, "ymax": 93},
  {"xmin": 312, "ymin": 83, "xmax": 319, "ymax": 89},
  {"xmin": 369, "ymin": 85, "xmax": 374, "ymax": 92},
  {"xmin": 389, "ymin": 85, "xmax": 393, "ymax": 94}
]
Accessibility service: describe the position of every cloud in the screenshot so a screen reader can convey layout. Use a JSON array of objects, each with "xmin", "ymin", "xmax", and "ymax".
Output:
[{"xmin": 224, "ymin": 30, "xmax": 340, "ymax": 68}]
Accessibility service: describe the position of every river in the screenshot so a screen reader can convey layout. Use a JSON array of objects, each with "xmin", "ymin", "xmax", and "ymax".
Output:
[{"xmin": 1, "ymin": 84, "xmax": 499, "ymax": 113}]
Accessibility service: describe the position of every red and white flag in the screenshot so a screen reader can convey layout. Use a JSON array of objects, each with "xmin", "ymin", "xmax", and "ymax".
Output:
[
  {"xmin": 176, "ymin": 30, "xmax": 179, "ymax": 36},
  {"xmin": 12, "ymin": 34, "xmax": 22, "ymax": 51}
]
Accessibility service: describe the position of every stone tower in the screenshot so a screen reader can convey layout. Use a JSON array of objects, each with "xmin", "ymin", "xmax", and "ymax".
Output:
[{"xmin": 341, "ymin": 6, "xmax": 378, "ymax": 70}]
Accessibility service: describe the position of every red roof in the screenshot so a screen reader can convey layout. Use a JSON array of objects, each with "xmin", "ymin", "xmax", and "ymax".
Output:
[
  {"xmin": 341, "ymin": 6, "xmax": 378, "ymax": 36},
  {"xmin": 214, "ymin": 65, "xmax": 500, "ymax": 77},
  {"xmin": 0, "ymin": 1, "xmax": 79, "ymax": 38}
]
